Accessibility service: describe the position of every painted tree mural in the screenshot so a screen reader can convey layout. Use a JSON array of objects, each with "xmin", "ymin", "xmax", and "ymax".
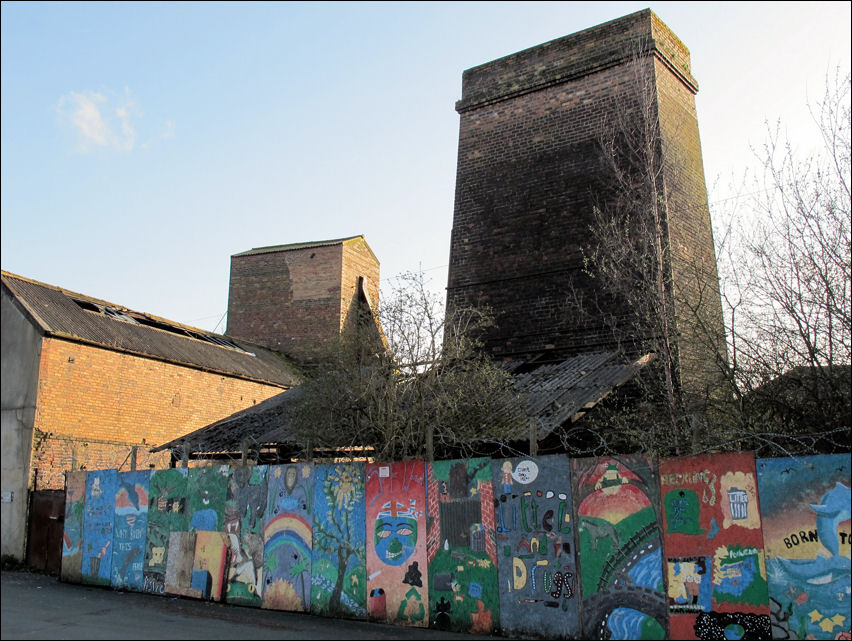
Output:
[{"xmin": 310, "ymin": 462, "xmax": 367, "ymax": 619}]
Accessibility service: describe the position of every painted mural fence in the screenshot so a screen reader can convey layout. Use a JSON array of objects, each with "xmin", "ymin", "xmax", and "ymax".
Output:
[
  {"xmin": 60, "ymin": 452, "xmax": 851, "ymax": 640},
  {"xmin": 573, "ymin": 455, "xmax": 667, "ymax": 640}
]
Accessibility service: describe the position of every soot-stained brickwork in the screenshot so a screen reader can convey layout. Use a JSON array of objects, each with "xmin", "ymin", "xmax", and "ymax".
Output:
[{"xmin": 446, "ymin": 9, "xmax": 724, "ymax": 397}]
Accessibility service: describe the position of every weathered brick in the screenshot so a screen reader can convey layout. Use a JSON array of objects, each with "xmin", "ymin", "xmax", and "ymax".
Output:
[
  {"xmin": 226, "ymin": 237, "xmax": 379, "ymax": 362},
  {"xmin": 446, "ymin": 9, "xmax": 725, "ymax": 399},
  {"xmin": 30, "ymin": 338, "xmax": 285, "ymax": 489}
]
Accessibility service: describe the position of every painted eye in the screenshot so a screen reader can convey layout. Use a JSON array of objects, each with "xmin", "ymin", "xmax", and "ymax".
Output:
[
  {"xmin": 397, "ymin": 527, "xmax": 413, "ymax": 536},
  {"xmin": 377, "ymin": 528, "xmax": 391, "ymax": 538}
]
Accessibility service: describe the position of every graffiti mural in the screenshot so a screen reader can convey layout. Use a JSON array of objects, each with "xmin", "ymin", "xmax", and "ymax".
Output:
[
  {"xmin": 491, "ymin": 455, "xmax": 579, "ymax": 639},
  {"xmin": 310, "ymin": 462, "xmax": 367, "ymax": 619},
  {"xmin": 165, "ymin": 531, "xmax": 198, "ymax": 596},
  {"xmin": 111, "ymin": 470, "xmax": 150, "ymax": 591},
  {"xmin": 81, "ymin": 469, "xmax": 117, "ymax": 586},
  {"xmin": 143, "ymin": 467, "xmax": 188, "ymax": 594},
  {"xmin": 224, "ymin": 464, "xmax": 268, "ymax": 606},
  {"xmin": 159, "ymin": 464, "xmax": 231, "ymax": 598},
  {"xmin": 61, "ymin": 470, "xmax": 87, "ymax": 584},
  {"xmin": 365, "ymin": 460, "xmax": 428, "ymax": 627},
  {"xmin": 192, "ymin": 531, "xmax": 229, "ymax": 601},
  {"xmin": 572, "ymin": 455, "xmax": 667, "ymax": 640},
  {"xmin": 426, "ymin": 458, "xmax": 498, "ymax": 634},
  {"xmin": 186, "ymin": 465, "xmax": 229, "ymax": 533},
  {"xmin": 262, "ymin": 463, "xmax": 314, "ymax": 611},
  {"xmin": 757, "ymin": 454, "xmax": 851, "ymax": 640},
  {"xmin": 660, "ymin": 452, "xmax": 770, "ymax": 640},
  {"xmin": 64, "ymin": 450, "xmax": 843, "ymax": 640}
]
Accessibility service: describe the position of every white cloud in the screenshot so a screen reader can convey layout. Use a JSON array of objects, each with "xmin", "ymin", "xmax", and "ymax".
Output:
[
  {"xmin": 58, "ymin": 89, "xmax": 136, "ymax": 152},
  {"xmin": 161, "ymin": 119, "xmax": 176, "ymax": 139}
]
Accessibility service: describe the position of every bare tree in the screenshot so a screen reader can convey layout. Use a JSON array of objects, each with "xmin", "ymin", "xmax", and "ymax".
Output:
[
  {"xmin": 714, "ymin": 69, "xmax": 851, "ymax": 446},
  {"xmin": 573, "ymin": 48, "xmax": 728, "ymax": 456},
  {"xmin": 570, "ymin": 50, "xmax": 850, "ymax": 458},
  {"xmin": 291, "ymin": 271, "xmax": 527, "ymax": 462}
]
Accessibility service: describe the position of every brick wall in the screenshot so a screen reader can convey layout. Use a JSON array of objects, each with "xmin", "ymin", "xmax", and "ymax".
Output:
[
  {"xmin": 478, "ymin": 479, "xmax": 497, "ymax": 564},
  {"xmin": 652, "ymin": 52, "xmax": 727, "ymax": 401},
  {"xmin": 31, "ymin": 338, "xmax": 286, "ymax": 489},
  {"xmin": 227, "ymin": 238, "xmax": 381, "ymax": 363},
  {"xmin": 426, "ymin": 470, "xmax": 441, "ymax": 563},
  {"xmin": 446, "ymin": 9, "xmax": 724, "ymax": 396},
  {"xmin": 226, "ymin": 244, "xmax": 343, "ymax": 361},
  {"xmin": 340, "ymin": 237, "xmax": 380, "ymax": 331},
  {"xmin": 31, "ymin": 435, "xmax": 171, "ymax": 490}
]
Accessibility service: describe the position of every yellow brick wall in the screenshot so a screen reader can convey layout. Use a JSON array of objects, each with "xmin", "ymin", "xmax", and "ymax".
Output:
[{"xmin": 31, "ymin": 337, "xmax": 287, "ymax": 489}]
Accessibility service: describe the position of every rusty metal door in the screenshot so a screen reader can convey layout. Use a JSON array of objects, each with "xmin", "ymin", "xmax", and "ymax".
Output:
[{"xmin": 26, "ymin": 490, "xmax": 65, "ymax": 574}]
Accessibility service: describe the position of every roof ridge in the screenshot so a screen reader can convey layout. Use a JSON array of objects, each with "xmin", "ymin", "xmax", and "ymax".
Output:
[
  {"xmin": 2, "ymin": 269, "xmax": 227, "ymax": 339},
  {"xmin": 232, "ymin": 235, "xmax": 367, "ymax": 257}
]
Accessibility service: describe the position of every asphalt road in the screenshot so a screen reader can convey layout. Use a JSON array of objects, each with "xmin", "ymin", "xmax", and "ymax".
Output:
[{"xmin": 1, "ymin": 570, "xmax": 504, "ymax": 640}]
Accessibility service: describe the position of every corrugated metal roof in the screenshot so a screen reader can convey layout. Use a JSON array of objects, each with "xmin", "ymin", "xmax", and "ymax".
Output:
[
  {"xmin": 2, "ymin": 271, "xmax": 302, "ymax": 388},
  {"xmin": 151, "ymin": 386, "xmax": 304, "ymax": 455},
  {"xmin": 510, "ymin": 351, "xmax": 655, "ymax": 440},
  {"xmin": 153, "ymin": 351, "xmax": 652, "ymax": 456},
  {"xmin": 232, "ymin": 235, "xmax": 365, "ymax": 257}
]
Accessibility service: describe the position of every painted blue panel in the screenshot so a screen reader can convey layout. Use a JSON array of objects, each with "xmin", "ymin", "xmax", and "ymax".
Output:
[
  {"xmin": 757, "ymin": 454, "xmax": 851, "ymax": 640},
  {"xmin": 82, "ymin": 469, "xmax": 118, "ymax": 586},
  {"xmin": 310, "ymin": 462, "xmax": 367, "ymax": 619},
  {"xmin": 262, "ymin": 462, "xmax": 314, "ymax": 611},
  {"xmin": 492, "ymin": 455, "xmax": 579, "ymax": 639},
  {"xmin": 111, "ymin": 470, "xmax": 151, "ymax": 591}
]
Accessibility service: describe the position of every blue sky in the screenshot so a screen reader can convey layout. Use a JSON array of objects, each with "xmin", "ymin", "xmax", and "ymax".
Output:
[{"xmin": 2, "ymin": 1, "xmax": 849, "ymax": 332}]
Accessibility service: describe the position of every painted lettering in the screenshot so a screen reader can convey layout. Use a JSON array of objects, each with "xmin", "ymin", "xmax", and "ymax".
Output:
[
  {"xmin": 542, "ymin": 509, "xmax": 553, "ymax": 532},
  {"xmin": 784, "ymin": 530, "xmax": 819, "ymax": 548},
  {"xmin": 512, "ymin": 557, "xmax": 528, "ymax": 590}
]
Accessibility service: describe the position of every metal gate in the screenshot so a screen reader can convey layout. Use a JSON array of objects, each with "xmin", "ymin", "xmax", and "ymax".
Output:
[{"xmin": 26, "ymin": 490, "xmax": 65, "ymax": 574}]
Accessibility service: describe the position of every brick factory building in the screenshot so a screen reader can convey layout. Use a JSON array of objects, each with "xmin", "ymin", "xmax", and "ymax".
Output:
[
  {"xmin": 1, "ymin": 235, "xmax": 380, "ymax": 564},
  {"xmin": 159, "ymin": 10, "xmax": 729, "ymax": 464}
]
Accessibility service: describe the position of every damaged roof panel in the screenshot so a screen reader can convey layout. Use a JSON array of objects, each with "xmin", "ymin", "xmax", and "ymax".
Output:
[
  {"xmin": 2, "ymin": 270, "xmax": 301, "ymax": 388},
  {"xmin": 154, "ymin": 350, "xmax": 652, "ymax": 457}
]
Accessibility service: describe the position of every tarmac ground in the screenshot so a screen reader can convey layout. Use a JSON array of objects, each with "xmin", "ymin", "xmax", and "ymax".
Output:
[{"xmin": 1, "ymin": 570, "xmax": 504, "ymax": 640}]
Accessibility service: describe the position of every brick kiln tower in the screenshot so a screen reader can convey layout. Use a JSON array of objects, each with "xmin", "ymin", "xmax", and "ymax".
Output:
[
  {"xmin": 446, "ymin": 9, "xmax": 725, "ymax": 398},
  {"xmin": 226, "ymin": 235, "xmax": 380, "ymax": 362}
]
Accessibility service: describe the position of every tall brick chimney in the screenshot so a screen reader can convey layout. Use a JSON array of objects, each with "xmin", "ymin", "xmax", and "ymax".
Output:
[
  {"xmin": 446, "ymin": 9, "xmax": 725, "ymax": 398},
  {"xmin": 226, "ymin": 235, "xmax": 380, "ymax": 362}
]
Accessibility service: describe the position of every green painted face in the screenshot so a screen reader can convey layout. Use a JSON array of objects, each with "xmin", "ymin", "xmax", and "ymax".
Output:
[{"xmin": 374, "ymin": 516, "xmax": 417, "ymax": 566}]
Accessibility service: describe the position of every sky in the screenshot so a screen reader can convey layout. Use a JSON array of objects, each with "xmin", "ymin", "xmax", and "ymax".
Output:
[{"xmin": 2, "ymin": 1, "xmax": 850, "ymax": 333}]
